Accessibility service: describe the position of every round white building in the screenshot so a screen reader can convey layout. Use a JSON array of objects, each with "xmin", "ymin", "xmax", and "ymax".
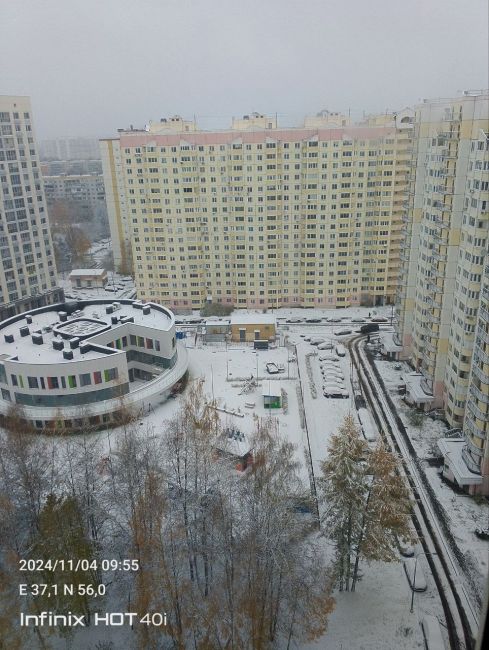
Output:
[{"xmin": 0, "ymin": 299, "xmax": 188, "ymax": 431}]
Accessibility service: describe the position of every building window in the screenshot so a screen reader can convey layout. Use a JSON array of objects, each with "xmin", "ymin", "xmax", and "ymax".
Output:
[
  {"xmin": 11, "ymin": 374, "xmax": 18, "ymax": 386},
  {"xmin": 146, "ymin": 338, "xmax": 153, "ymax": 349},
  {"xmin": 68, "ymin": 375, "xmax": 77, "ymax": 388},
  {"xmin": 155, "ymin": 340, "xmax": 160, "ymax": 351},
  {"xmin": 130, "ymin": 334, "xmax": 137, "ymax": 346},
  {"xmin": 104, "ymin": 367, "xmax": 118, "ymax": 382},
  {"xmin": 1, "ymin": 388, "xmax": 11, "ymax": 401},
  {"xmin": 28, "ymin": 376, "xmax": 39, "ymax": 389},
  {"xmin": 47, "ymin": 376, "xmax": 59, "ymax": 389},
  {"xmin": 80, "ymin": 373, "xmax": 91, "ymax": 387},
  {"xmin": 93, "ymin": 371, "xmax": 102, "ymax": 384}
]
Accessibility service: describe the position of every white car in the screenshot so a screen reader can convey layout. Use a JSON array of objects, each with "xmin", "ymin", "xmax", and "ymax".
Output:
[
  {"xmin": 323, "ymin": 385, "xmax": 349, "ymax": 398},
  {"xmin": 310, "ymin": 337, "xmax": 325, "ymax": 346},
  {"xmin": 336, "ymin": 344, "xmax": 346, "ymax": 357},
  {"xmin": 319, "ymin": 354, "xmax": 339, "ymax": 362},
  {"xmin": 322, "ymin": 379, "xmax": 345, "ymax": 389},
  {"xmin": 322, "ymin": 371, "xmax": 345, "ymax": 380},
  {"xmin": 317, "ymin": 341, "xmax": 334, "ymax": 350}
]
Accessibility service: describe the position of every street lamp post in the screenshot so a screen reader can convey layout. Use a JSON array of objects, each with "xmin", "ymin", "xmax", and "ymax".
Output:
[{"xmin": 410, "ymin": 552, "xmax": 437, "ymax": 613}]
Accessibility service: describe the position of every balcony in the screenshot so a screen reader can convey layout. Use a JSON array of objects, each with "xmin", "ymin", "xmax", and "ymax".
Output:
[
  {"xmin": 427, "ymin": 282, "xmax": 443, "ymax": 294},
  {"xmin": 438, "ymin": 131, "xmax": 458, "ymax": 140},
  {"xmin": 476, "ymin": 325, "xmax": 489, "ymax": 346},
  {"xmin": 426, "ymin": 295, "xmax": 443, "ymax": 309},
  {"xmin": 471, "ymin": 363, "xmax": 489, "ymax": 385},
  {"xmin": 433, "ymin": 216, "xmax": 449, "ymax": 228},
  {"xmin": 424, "ymin": 338, "xmax": 438, "ymax": 354},
  {"xmin": 461, "ymin": 446, "xmax": 482, "ymax": 475},
  {"xmin": 431, "ymin": 249, "xmax": 448, "ymax": 262},
  {"xmin": 474, "ymin": 346, "xmax": 489, "ymax": 366},
  {"xmin": 425, "ymin": 310, "xmax": 441, "ymax": 324},
  {"xmin": 469, "ymin": 382, "xmax": 489, "ymax": 406},
  {"xmin": 464, "ymin": 419, "xmax": 487, "ymax": 447},
  {"xmin": 466, "ymin": 398, "xmax": 489, "ymax": 424},
  {"xmin": 479, "ymin": 304, "xmax": 489, "ymax": 324},
  {"xmin": 441, "ymin": 148, "xmax": 458, "ymax": 160}
]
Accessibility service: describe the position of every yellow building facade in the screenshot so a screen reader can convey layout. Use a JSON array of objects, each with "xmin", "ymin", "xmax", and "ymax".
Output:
[
  {"xmin": 101, "ymin": 112, "xmax": 413, "ymax": 312},
  {"xmin": 394, "ymin": 92, "xmax": 489, "ymax": 493}
]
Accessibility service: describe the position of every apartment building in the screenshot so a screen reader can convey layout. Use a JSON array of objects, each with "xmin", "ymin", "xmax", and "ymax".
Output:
[
  {"xmin": 41, "ymin": 160, "xmax": 103, "ymax": 176},
  {"xmin": 394, "ymin": 92, "xmax": 489, "ymax": 493},
  {"xmin": 43, "ymin": 173, "xmax": 106, "ymax": 213},
  {"xmin": 0, "ymin": 96, "xmax": 62, "ymax": 320},
  {"xmin": 39, "ymin": 136, "xmax": 101, "ymax": 161},
  {"xmin": 101, "ymin": 110, "xmax": 413, "ymax": 310}
]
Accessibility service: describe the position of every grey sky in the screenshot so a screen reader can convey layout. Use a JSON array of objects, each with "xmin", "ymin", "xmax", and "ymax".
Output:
[{"xmin": 1, "ymin": 0, "xmax": 487, "ymax": 138}]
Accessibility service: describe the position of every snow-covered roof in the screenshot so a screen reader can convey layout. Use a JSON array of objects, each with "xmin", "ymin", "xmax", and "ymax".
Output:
[
  {"xmin": 437, "ymin": 439, "xmax": 482, "ymax": 486},
  {"xmin": 0, "ymin": 300, "xmax": 173, "ymax": 364},
  {"xmin": 230, "ymin": 313, "xmax": 277, "ymax": 325},
  {"xmin": 380, "ymin": 331, "xmax": 403, "ymax": 352},
  {"xmin": 69, "ymin": 268, "xmax": 106, "ymax": 277},
  {"xmin": 404, "ymin": 373, "xmax": 434, "ymax": 403},
  {"xmin": 262, "ymin": 384, "xmax": 282, "ymax": 398}
]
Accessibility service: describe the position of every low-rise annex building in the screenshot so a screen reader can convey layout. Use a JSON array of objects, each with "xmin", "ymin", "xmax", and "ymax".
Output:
[
  {"xmin": 69, "ymin": 268, "xmax": 108, "ymax": 289},
  {"xmin": 0, "ymin": 298, "xmax": 188, "ymax": 432},
  {"xmin": 229, "ymin": 313, "xmax": 277, "ymax": 342}
]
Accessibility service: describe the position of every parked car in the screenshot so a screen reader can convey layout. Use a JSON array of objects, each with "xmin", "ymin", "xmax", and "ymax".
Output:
[
  {"xmin": 266, "ymin": 362, "xmax": 280, "ymax": 375},
  {"xmin": 403, "ymin": 558, "xmax": 427, "ymax": 592},
  {"xmin": 286, "ymin": 317, "xmax": 303, "ymax": 323},
  {"xmin": 306, "ymin": 318, "xmax": 322, "ymax": 323},
  {"xmin": 421, "ymin": 615, "xmax": 446, "ymax": 650},
  {"xmin": 322, "ymin": 380, "xmax": 345, "ymax": 390},
  {"xmin": 323, "ymin": 385, "xmax": 349, "ymax": 398},
  {"xmin": 371, "ymin": 316, "xmax": 389, "ymax": 323},
  {"xmin": 317, "ymin": 341, "xmax": 334, "ymax": 350},
  {"xmin": 359, "ymin": 323, "xmax": 380, "ymax": 334},
  {"xmin": 335, "ymin": 328, "xmax": 352, "ymax": 336},
  {"xmin": 310, "ymin": 337, "xmax": 325, "ymax": 346},
  {"xmin": 321, "ymin": 363, "xmax": 342, "ymax": 371},
  {"xmin": 327, "ymin": 316, "xmax": 343, "ymax": 322},
  {"xmin": 335, "ymin": 344, "xmax": 346, "ymax": 357},
  {"xmin": 351, "ymin": 317, "xmax": 367, "ymax": 323},
  {"xmin": 319, "ymin": 354, "xmax": 339, "ymax": 362},
  {"xmin": 304, "ymin": 336, "xmax": 312, "ymax": 342},
  {"xmin": 322, "ymin": 368, "xmax": 344, "ymax": 377}
]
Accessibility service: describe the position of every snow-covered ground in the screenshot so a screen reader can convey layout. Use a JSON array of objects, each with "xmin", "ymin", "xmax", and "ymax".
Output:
[
  {"xmin": 9, "ymin": 321, "xmax": 483, "ymax": 650},
  {"xmin": 373, "ymin": 355, "xmax": 489, "ymax": 605}
]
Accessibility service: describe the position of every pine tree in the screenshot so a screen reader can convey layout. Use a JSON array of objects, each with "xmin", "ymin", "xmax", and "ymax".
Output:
[{"xmin": 319, "ymin": 413, "xmax": 369, "ymax": 591}]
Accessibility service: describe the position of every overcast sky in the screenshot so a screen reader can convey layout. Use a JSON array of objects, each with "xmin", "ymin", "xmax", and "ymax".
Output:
[{"xmin": 1, "ymin": 0, "xmax": 487, "ymax": 139}]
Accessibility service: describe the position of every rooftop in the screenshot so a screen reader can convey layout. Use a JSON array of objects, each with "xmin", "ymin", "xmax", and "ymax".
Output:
[
  {"xmin": 69, "ymin": 268, "xmax": 106, "ymax": 277},
  {"xmin": 438, "ymin": 439, "xmax": 482, "ymax": 486},
  {"xmin": 230, "ymin": 313, "xmax": 277, "ymax": 325},
  {"xmin": 404, "ymin": 372, "xmax": 434, "ymax": 403},
  {"xmin": 0, "ymin": 300, "xmax": 173, "ymax": 365}
]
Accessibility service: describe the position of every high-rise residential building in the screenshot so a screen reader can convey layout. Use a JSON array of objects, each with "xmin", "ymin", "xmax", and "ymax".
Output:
[
  {"xmin": 101, "ymin": 110, "xmax": 413, "ymax": 309},
  {"xmin": 43, "ymin": 173, "xmax": 106, "ymax": 216},
  {"xmin": 38, "ymin": 136, "xmax": 101, "ymax": 161},
  {"xmin": 394, "ymin": 92, "xmax": 489, "ymax": 494},
  {"xmin": 0, "ymin": 96, "xmax": 63, "ymax": 320}
]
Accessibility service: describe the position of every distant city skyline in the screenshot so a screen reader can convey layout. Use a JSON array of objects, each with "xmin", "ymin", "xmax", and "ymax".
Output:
[{"xmin": 1, "ymin": 0, "xmax": 487, "ymax": 139}]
